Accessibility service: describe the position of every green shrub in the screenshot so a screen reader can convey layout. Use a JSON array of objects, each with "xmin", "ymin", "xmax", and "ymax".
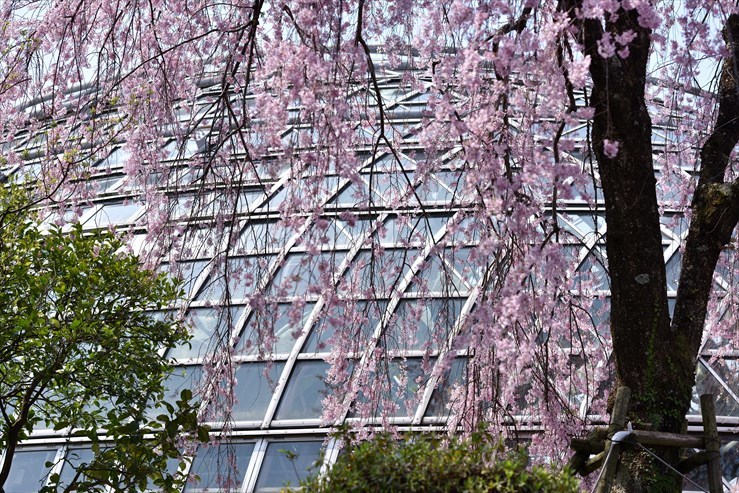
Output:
[{"xmin": 299, "ymin": 432, "xmax": 579, "ymax": 493}]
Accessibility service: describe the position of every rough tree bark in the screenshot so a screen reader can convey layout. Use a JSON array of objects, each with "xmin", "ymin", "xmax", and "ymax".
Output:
[{"xmin": 559, "ymin": 3, "xmax": 739, "ymax": 491}]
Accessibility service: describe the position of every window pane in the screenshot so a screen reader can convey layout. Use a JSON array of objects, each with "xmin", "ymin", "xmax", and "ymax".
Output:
[
  {"xmin": 85, "ymin": 202, "xmax": 143, "ymax": 228},
  {"xmin": 386, "ymin": 299, "xmax": 463, "ymax": 351},
  {"xmin": 229, "ymin": 362, "xmax": 284, "ymax": 422},
  {"xmin": 5, "ymin": 449, "xmax": 57, "ymax": 493},
  {"xmin": 254, "ymin": 441, "xmax": 322, "ymax": 492},
  {"xmin": 149, "ymin": 366, "xmax": 201, "ymax": 419},
  {"xmin": 169, "ymin": 307, "xmax": 244, "ymax": 360},
  {"xmin": 269, "ymin": 252, "xmax": 346, "ymax": 297},
  {"xmin": 237, "ymin": 302, "xmax": 315, "ymax": 356},
  {"xmin": 159, "ymin": 260, "xmax": 208, "ymax": 298},
  {"xmin": 195, "ymin": 256, "xmax": 275, "ymax": 302},
  {"xmin": 184, "ymin": 443, "xmax": 254, "ymax": 492},
  {"xmin": 425, "ymin": 358, "xmax": 467, "ymax": 418},
  {"xmin": 274, "ymin": 361, "xmax": 339, "ymax": 420},
  {"xmin": 351, "ymin": 358, "xmax": 429, "ymax": 418},
  {"xmin": 57, "ymin": 447, "xmax": 95, "ymax": 490},
  {"xmin": 303, "ymin": 300, "xmax": 387, "ymax": 354}
]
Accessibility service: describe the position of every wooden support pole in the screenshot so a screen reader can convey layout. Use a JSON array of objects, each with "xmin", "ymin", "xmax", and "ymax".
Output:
[
  {"xmin": 584, "ymin": 451, "xmax": 606, "ymax": 474},
  {"xmin": 700, "ymin": 394, "xmax": 722, "ymax": 493},
  {"xmin": 595, "ymin": 386, "xmax": 631, "ymax": 493},
  {"xmin": 629, "ymin": 430, "xmax": 704, "ymax": 449},
  {"xmin": 677, "ymin": 451, "xmax": 717, "ymax": 474}
]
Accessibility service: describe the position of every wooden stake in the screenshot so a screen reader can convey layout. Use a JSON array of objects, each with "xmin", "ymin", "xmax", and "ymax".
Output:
[
  {"xmin": 595, "ymin": 386, "xmax": 631, "ymax": 493},
  {"xmin": 700, "ymin": 394, "xmax": 722, "ymax": 493}
]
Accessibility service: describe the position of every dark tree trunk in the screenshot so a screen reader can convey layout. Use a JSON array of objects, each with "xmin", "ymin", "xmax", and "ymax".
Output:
[{"xmin": 559, "ymin": 3, "xmax": 739, "ymax": 491}]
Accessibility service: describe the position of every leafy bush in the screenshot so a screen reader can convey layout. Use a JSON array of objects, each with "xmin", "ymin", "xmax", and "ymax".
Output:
[{"xmin": 299, "ymin": 432, "xmax": 579, "ymax": 493}]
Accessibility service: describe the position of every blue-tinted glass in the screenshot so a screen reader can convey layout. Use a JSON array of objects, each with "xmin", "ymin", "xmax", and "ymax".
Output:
[
  {"xmin": 229, "ymin": 362, "xmax": 284, "ymax": 422},
  {"xmin": 5, "ymin": 449, "xmax": 57, "ymax": 493},
  {"xmin": 169, "ymin": 307, "xmax": 244, "ymax": 360},
  {"xmin": 184, "ymin": 443, "xmax": 254, "ymax": 492},
  {"xmin": 57, "ymin": 447, "xmax": 95, "ymax": 489},
  {"xmin": 237, "ymin": 302, "xmax": 315, "ymax": 356},
  {"xmin": 274, "ymin": 361, "xmax": 340, "ymax": 420},
  {"xmin": 254, "ymin": 441, "xmax": 322, "ymax": 492}
]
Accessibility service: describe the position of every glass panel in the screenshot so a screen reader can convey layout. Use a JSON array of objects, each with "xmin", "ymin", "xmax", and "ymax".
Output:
[
  {"xmin": 169, "ymin": 307, "xmax": 244, "ymax": 360},
  {"xmin": 709, "ymin": 358, "xmax": 739, "ymax": 397},
  {"xmin": 85, "ymin": 202, "xmax": 143, "ymax": 228},
  {"xmin": 351, "ymin": 358, "xmax": 429, "ymax": 418},
  {"xmin": 269, "ymin": 252, "xmax": 346, "ymax": 297},
  {"xmin": 378, "ymin": 215, "xmax": 448, "ymax": 246},
  {"xmin": 196, "ymin": 256, "xmax": 276, "ymax": 302},
  {"xmin": 574, "ymin": 250, "xmax": 610, "ymax": 291},
  {"xmin": 149, "ymin": 366, "xmax": 202, "ymax": 419},
  {"xmin": 234, "ymin": 221, "xmax": 295, "ymax": 254},
  {"xmin": 665, "ymin": 252, "xmax": 681, "ymax": 292},
  {"xmin": 691, "ymin": 362, "xmax": 739, "ymax": 417},
  {"xmin": 367, "ymin": 172, "xmax": 414, "ymax": 205},
  {"xmin": 230, "ymin": 362, "xmax": 285, "ymax": 422},
  {"xmin": 146, "ymin": 456, "xmax": 183, "ymax": 492},
  {"xmin": 425, "ymin": 358, "xmax": 467, "ymax": 418},
  {"xmin": 385, "ymin": 299, "xmax": 463, "ymax": 351},
  {"xmin": 719, "ymin": 440, "xmax": 738, "ymax": 485},
  {"xmin": 303, "ymin": 217, "xmax": 353, "ymax": 250},
  {"xmin": 237, "ymin": 302, "xmax": 315, "ymax": 355},
  {"xmin": 340, "ymin": 249, "xmax": 418, "ymax": 297},
  {"xmin": 178, "ymin": 227, "xmax": 219, "ymax": 260},
  {"xmin": 57, "ymin": 447, "xmax": 95, "ymax": 490},
  {"xmin": 4, "ymin": 448, "xmax": 57, "ymax": 493},
  {"xmin": 97, "ymin": 147, "xmax": 129, "ymax": 169},
  {"xmin": 303, "ymin": 300, "xmax": 387, "ymax": 354},
  {"xmin": 164, "ymin": 139, "xmax": 200, "ymax": 159},
  {"xmin": 408, "ymin": 251, "xmax": 466, "ymax": 294},
  {"xmin": 333, "ymin": 180, "xmax": 369, "ymax": 207},
  {"xmin": 415, "ymin": 174, "xmax": 453, "ymax": 203},
  {"xmin": 184, "ymin": 443, "xmax": 254, "ymax": 492},
  {"xmin": 159, "ymin": 260, "xmax": 209, "ymax": 298},
  {"xmin": 274, "ymin": 361, "xmax": 338, "ymax": 420},
  {"xmin": 254, "ymin": 441, "xmax": 322, "ymax": 492}
]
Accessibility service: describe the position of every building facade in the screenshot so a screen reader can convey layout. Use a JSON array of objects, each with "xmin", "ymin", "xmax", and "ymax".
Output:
[{"xmin": 1, "ymin": 58, "xmax": 737, "ymax": 492}]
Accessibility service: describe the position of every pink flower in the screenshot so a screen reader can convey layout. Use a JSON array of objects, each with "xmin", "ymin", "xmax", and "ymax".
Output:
[{"xmin": 603, "ymin": 139, "xmax": 620, "ymax": 158}]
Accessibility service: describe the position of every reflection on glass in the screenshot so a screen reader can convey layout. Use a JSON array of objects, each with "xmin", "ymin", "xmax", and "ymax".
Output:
[
  {"xmin": 274, "ymin": 361, "xmax": 338, "ymax": 420},
  {"xmin": 159, "ymin": 260, "xmax": 208, "ymax": 298},
  {"xmin": 351, "ymin": 358, "xmax": 429, "ymax": 418},
  {"xmin": 692, "ymin": 362, "xmax": 739, "ymax": 417},
  {"xmin": 85, "ymin": 202, "xmax": 143, "ymax": 228},
  {"xmin": 408, "ymin": 252, "xmax": 466, "ymax": 294},
  {"xmin": 238, "ymin": 303, "xmax": 315, "ymax": 355},
  {"xmin": 269, "ymin": 253, "xmax": 346, "ymax": 297},
  {"xmin": 58, "ymin": 447, "xmax": 95, "ymax": 489},
  {"xmin": 341, "ymin": 249, "xmax": 418, "ymax": 297},
  {"xmin": 196, "ymin": 256, "xmax": 275, "ymax": 302},
  {"xmin": 169, "ymin": 307, "xmax": 244, "ymax": 360},
  {"xmin": 149, "ymin": 366, "xmax": 202, "ymax": 420},
  {"xmin": 229, "ymin": 363, "xmax": 284, "ymax": 422},
  {"xmin": 5, "ymin": 449, "xmax": 57, "ymax": 493},
  {"xmin": 425, "ymin": 358, "xmax": 467, "ymax": 418},
  {"xmin": 254, "ymin": 441, "xmax": 322, "ymax": 492},
  {"xmin": 303, "ymin": 300, "xmax": 387, "ymax": 354},
  {"xmin": 184, "ymin": 443, "xmax": 254, "ymax": 492},
  {"xmin": 387, "ymin": 299, "xmax": 463, "ymax": 351}
]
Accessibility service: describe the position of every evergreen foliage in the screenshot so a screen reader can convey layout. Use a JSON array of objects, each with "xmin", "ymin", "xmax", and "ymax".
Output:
[
  {"xmin": 0, "ymin": 183, "xmax": 206, "ymax": 492},
  {"xmin": 300, "ymin": 432, "xmax": 579, "ymax": 493}
]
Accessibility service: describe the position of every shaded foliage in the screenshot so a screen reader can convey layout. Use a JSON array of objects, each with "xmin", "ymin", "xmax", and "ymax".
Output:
[{"xmin": 300, "ymin": 431, "xmax": 579, "ymax": 493}]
